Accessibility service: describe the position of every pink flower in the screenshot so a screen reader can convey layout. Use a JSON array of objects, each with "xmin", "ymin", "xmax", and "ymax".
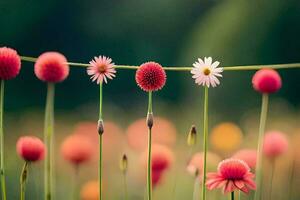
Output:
[
  {"xmin": 87, "ymin": 56, "xmax": 116, "ymax": 84},
  {"xmin": 232, "ymin": 149, "xmax": 257, "ymax": 169},
  {"xmin": 16, "ymin": 136, "xmax": 45, "ymax": 162},
  {"xmin": 252, "ymin": 68, "xmax": 282, "ymax": 94},
  {"xmin": 263, "ymin": 131, "xmax": 289, "ymax": 158},
  {"xmin": 206, "ymin": 158, "xmax": 256, "ymax": 194},
  {"xmin": 0, "ymin": 47, "xmax": 21, "ymax": 80}
]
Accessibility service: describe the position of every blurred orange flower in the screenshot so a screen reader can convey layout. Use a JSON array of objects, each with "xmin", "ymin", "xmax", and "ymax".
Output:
[{"xmin": 80, "ymin": 181, "xmax": 100, "ymax": 200}]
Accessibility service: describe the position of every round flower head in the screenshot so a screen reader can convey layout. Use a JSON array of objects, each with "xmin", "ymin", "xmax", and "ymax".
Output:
[
  {"xmin": 191, "ymin": 57, "xmax": 223, "ymax": 87},
  {"xmin": 0, "ymin": 47, "xmax": 21, "ymax": 80},
  {"xmin": 87, "ymin": 56, "xmax": 116, "ymax": 84},
  {"xmin": 61, "ymin": 135, "xmax": 94, "ymax": 165},
  {"xmin": 232, "ymin": 149, "xmax": 257, "ymax": 169},
  {"xmin": 135, "ymin": 62, "xmax": 166, "ymax": 92},
  {"xmin": 263, "ymin": 131, "xmax": 289, "ymax": 158},
  {"xmin": 16, "ymin": 136, "xmax": 45, "ymax": 162},
  {"xmin": 206, "ymin": 158, "xmax": 256, "ymax": 194},
  {"xmin": 34, "ymin": 52, "xmax": 69, "ymax": 83},
  {"xmin": 252, "ymin": 68, "xmax": 282, "ymax": 94},
  {"xmin": 80, "ymin": 181, "xmax": 100, "ymax": 200}
]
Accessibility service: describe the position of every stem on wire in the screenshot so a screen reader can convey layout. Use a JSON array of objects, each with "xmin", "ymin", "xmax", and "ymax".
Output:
[
  {"xmin": 44, "ymin": 83, "xmax": 55, "ymax": 200},
  {"xmin": 99, "ymin": 83, "xmax": 103, "ymax": 200},
  {"xmin": 254, "ymin": 94, "xmax": 269, "ymax": 200},
  {"xmin": 147, "ymin": 91, "xmax": 153, "ymax": 200},
  {"xmin": 20, "ymin": 56, "xmax": 300, "ymax": 71},
  {"xmin": 201, "ymin": 87, "xmax": 209, "ymax": 200},
  {"xmin": 20, "ymin": 162, "xmax": 29, "ymax": 200},
  {"xmin": 0, "ymin": 80, "xmax": 6, "ymax": 200}
]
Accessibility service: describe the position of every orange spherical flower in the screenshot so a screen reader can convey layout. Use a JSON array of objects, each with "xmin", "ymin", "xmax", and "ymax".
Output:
[
  {"xmin": 263, "ymin": 131, "xmax": 289, "ymax": 158},
  {"xmin": 126, "ymin": 117, "xmax": 177, "ymax": 151},
  {"xmin": 206, "ymin": 158, "xmax": 256, "ymax": 194},
  {"xmin": 16, "ymin": 136, "xmax": 45, "ymax": 162},
  {"xmin": 210, "ymin": 122, "xmax": 243, "ymax": 153},
  {"xmin": 186, "ymin": 151, "xmax": 221, "ymax": 177},
  {"xmin": 0, "ymin": 47, "xmax": 21, "ymax": 80},
  {"xmin": 34, "ymin": 52, "xmax": 69, "ymax": 83},
  {"xmin": 61, "ymin": 135, "xmax": 94, "ymax": 165},
  {"xmin": 232, "ymin": 149, "xmax": 257, "ymax": 169},
  {"xmin": 80, "ymin": 181, "xmax": 100, "ymax": 200},
  {"xmin": 135, "ymin": 62, "xmax": 166, "ymax": 92}
]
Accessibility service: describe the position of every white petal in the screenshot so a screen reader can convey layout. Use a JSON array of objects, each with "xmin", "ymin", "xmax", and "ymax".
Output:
[{"xmin": 211, "ymin": 61, "xmax": 220, "ymax": 69}]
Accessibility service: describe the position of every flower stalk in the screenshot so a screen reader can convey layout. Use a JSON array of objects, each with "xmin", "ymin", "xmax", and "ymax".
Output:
[
  {"xmin": 254, "ymin": 93, "xmax": 269, "ymax": 200},
  {"xmin": 147, "ymin": 91, "xmax": 153, "ymax": 200},
  {"xmin": 231, "ymin": 191, "xmax": 235, "ymax": 200},
  {"xmin": 0, "ymin": 80, "xmax": 6, "ymax": 200},
  {"xmin": 20, "ymin": 162, "xmax": 29, "ymax": 200},
  {"xmin": 44, "ymin": 83, "xmax": 55, "ymax": 200},
  {"xmin": 201, "ymin": 86, "xmax": 209, "ymax": 200},
  {"xmin": 98, "ymin": 83, "xmax": 104, "ymax": 200}
]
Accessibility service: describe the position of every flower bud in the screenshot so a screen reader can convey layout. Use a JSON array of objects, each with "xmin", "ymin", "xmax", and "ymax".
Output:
[
  {"xmin": 187, "ymin": 125, "xmax": 197, "ymax": 146},
  {"xmin": 146, "ymin": 112, "xmax": 154, "ymax": 129},
  {"xmin": 97, "ymin": 119, "xmax": 104, "ymax": 135},
  {"xmin": 120, "ymin": 154, "xmax": 128, "ymax": 173}
]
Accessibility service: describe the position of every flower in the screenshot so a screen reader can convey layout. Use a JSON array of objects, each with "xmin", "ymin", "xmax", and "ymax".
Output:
[
  {"xmin": 16, "ymin": 136, "xmax": 45, "ymax": 162},
  {"xmin": 34, "ymin": 52, "xmax": 69, "ymax": 83},
  {"xmin": 152, "ymin": 170, "xmax": 163, "ymax": 187},
  {"xmin": 210, "ymin": 122, "xmax": 243, "ymax": 153},
  {"xmin": 252, "ymin": 68, "xmax": 282, "ymax": 94},
  {"xmin": 206, "ymin": 158, "xmax": 256, "ymax": 194},
  {"xmin": 126, "ymin": 117, "xmax": 176, "ymax": 151},
  {"xmin": 191, "ymin": 57, "xmax": 223, "ymax": 87},
  {"xmin": 87, "ymin": 56, "xmax": 116, "ymax": 84},
  {"xmin": 187, "ymin": 152, "xmax": 221, "ymax": 178},
  {"xmin": 80, "ymin": 181, "xmax": 100, "ymax": 200},
  {"xmin": 135, "ymin": 62, "xmax": 166, "ymax": 92},
  {"xmin": 263, "ymin": 131, "xmax": 289, "ymax": 158},
  {"xmin": 61, "ymin": 135, "xmax": 94, "ymax": 165},
  {"xmin": 0, "ymin": 47, "xmax": 21, "ymax": 80},
  {"xmin": 232, "ymin": 149, "xmax": 257, "ymax": 169}
]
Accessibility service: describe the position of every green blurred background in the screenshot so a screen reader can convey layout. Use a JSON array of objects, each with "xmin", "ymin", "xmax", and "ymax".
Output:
[{"xmin": 1, "ymin": 0, "xmax": 300, "ymax": 199}]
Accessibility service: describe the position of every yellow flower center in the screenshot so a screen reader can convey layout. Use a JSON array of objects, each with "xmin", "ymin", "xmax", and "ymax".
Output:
[{"xmin": 203, "ymin": 68, "xmax": 211, "ymax": 76}]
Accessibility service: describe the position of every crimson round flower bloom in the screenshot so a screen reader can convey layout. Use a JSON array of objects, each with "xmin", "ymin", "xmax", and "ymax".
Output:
[
  {"xmin": 135, "ymin": 62, "xmax": 166, "ymax": 92},
  {"xmin": 34, "ymin": 52, "xmax": 69, "ymax": 83},
  {"xmin": 206, "ymin": 158, "xmax": 256, "ymax": 194},
  {"xmin": 252, "ymin": 68, "xmax": 282, "ymax": 94},
  {"xmin": 16, "ymin": 136, "xmax": 45, "ymax": 162},
  {"xmin": 263, "ymin": 131, "xmax": 289, "ymax": 158},
  {"xmin": 232, "ymin": 149, "xmax": 257, "ymax": 169},
  {"xmin": 0, "ymin": 47, "xmax": 21, "ymax": 80},
  {"xmin": 61, "ymin": 135, "xmax": 94, "ymax": 165}
]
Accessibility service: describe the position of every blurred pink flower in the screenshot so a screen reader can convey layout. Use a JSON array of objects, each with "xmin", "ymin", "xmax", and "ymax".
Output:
[
  {"xmin": 16, "ymin": 136, "xmax": 45, "ymax": 162},
  {"xmin": 252, "ymin": 68, "xmax": 282, "ymax": 94},
  {"xmin": 232, "ymin": 149, "xmax": 257, "ymax": 169},
  {"xmin": 206, "ymin": 158, "xmax": 256, "ymax": 194},
  {"xmin": 87, "ymin": 56, "xmax": 116, "ymax": 84},
  {"xmin": 263, "ymin": 131, "xmax": 289, "ymax": 158}
]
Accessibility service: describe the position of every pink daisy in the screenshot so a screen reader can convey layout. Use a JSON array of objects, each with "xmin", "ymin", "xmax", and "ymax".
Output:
[
  {"xmin": 87, "ymin": 56, "xmax": 116, "ymax": 84},
  {"xmin": 206, "ymin": 158, "xmax": 256, "ymax": 194}
]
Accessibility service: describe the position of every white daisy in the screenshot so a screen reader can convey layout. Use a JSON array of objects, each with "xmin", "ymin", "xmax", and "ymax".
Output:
[{"xmin": 191, "ymin": 57, "xmax": 223, "ymax": 87}]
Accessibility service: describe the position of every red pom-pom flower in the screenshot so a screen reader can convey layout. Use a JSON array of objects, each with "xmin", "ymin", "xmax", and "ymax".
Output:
[
  {"xmin": 0, "ymin": 47, "xmax": 21, "ymax": 80},
  {"xmin": 34, "ymin": 52, "xmax": 69, "ymax": 83},
  {"xmin": 16, "ymin": 136, "xmax": 45, "ymax": 162},
  {"xmin": 135, "ymin": 62, "xmax": 166, "ymax": 92},
  {"xmin": 252, "ymin": 68, "xmax": 282, "ymax": 94}
]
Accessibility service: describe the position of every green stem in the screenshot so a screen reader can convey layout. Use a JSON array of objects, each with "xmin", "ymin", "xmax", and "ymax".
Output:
[
  {"xmin": 71, "ymin": 165, "xmax": 79, "ymax": 200},
  {"xmin": 123, "ymin": 173, "xmax": 128, "ymax": 200},
  {"xmin": 147, "ymin": 91, "xmax": 153, "ymax": 200},
  {"xmin": 231, "ymin": 191, "xmax": 235, "ymax": 200},
  {"xmin": 201, "ymin": 87, "xmax": 209, "ymax": 200},
  {"xmin": 268, "ymin": 160, "xmax": 275, "ymax": 200},
  {"xmin": 0, "ymin": 80, "xmax": 6, "ymax": 200},
  {"xmin": 44, "ymin": 83, "xmax": 55, "ymax": 200},
  {"xmin": 20, "ymin": 162, "xmax": 29, "ymax": 200},
  {"xmin": 192, "ymin": 178, "xmax": 199, "ymax": 200},
  {"xmin": 20, "ymin": 56, "xmax": 300, "ymax": 71},
  {"xmin": 99, "ymin": 83, "xmax": 103, "ymax": 200},
  {"xmin": 254, "ymin": 94, "xmax": 269, "ymax": 200}
]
